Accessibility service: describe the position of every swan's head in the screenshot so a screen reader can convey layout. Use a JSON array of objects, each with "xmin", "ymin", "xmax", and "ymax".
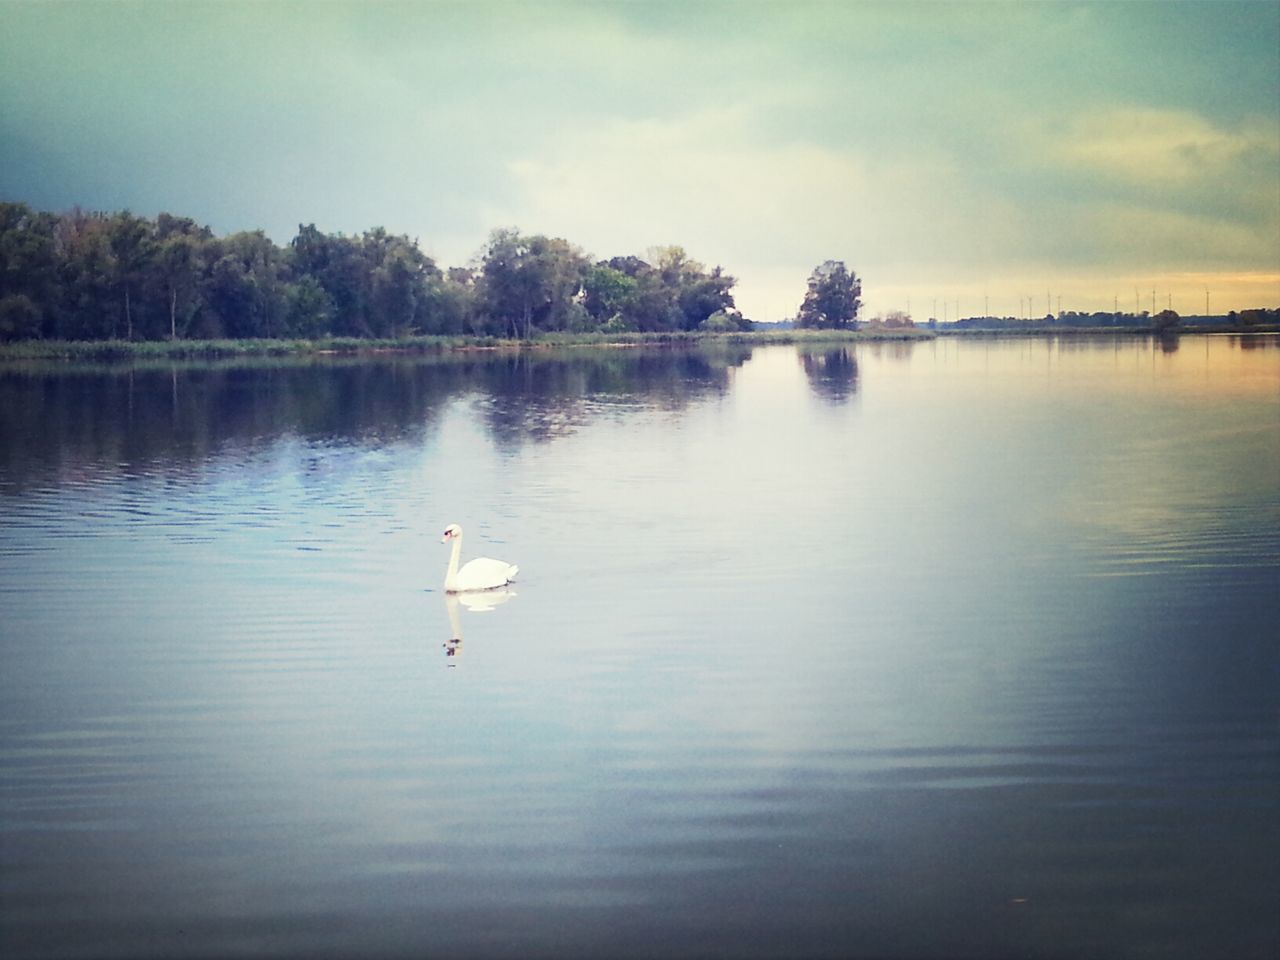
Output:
[{"xmin": 441, "ymin": 523, "xmax": 462, "ymax": 544}]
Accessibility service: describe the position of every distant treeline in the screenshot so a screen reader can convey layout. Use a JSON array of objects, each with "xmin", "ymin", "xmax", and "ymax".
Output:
[
  {"xmin": 946, "ymin": 308, "xmax": 1279, "ymax": 331},
  {"xmin": 0, "ymin": 202, "xmax": 750, "ymax": 342}
]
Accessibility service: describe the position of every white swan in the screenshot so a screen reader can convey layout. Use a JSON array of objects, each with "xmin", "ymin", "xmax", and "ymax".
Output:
[{"xmin": 441, "ymin": 523, "xmax": 518, "ymax": 593}]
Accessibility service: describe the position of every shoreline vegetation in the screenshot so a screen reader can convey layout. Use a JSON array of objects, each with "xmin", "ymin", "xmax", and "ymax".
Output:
[
  {"xmin": 0, "ymin": 201, "xmax": 754, "ymax": 345},
  {"xmin": 1, "ymin": 324, "xmax": 1276, "ymax": 364},
  {"xmin": 3, "ymin": 202, "xmax": 1276, "ymax": 357},
  {"xmin": 0, "ymin": 328, "xmax": 926, "ymax": 362}
]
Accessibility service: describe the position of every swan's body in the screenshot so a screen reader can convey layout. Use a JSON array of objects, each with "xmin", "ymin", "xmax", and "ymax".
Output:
[{"xmin": 441, "ymin": 523, "xmax": 518, "ymax": 593}]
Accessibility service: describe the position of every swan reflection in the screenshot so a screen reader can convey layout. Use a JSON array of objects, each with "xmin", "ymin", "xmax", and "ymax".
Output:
[{"xmin": 442, "ymin": 589, "xmax": 517, "ymax": 665}]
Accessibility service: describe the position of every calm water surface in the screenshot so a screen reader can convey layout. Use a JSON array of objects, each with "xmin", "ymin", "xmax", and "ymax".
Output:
[{"xmin": 2, "ymin": 337, "xmax": 1278, "ymax": 959}]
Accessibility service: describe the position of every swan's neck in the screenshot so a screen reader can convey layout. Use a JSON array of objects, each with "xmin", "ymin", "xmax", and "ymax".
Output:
[{"xmin": 445, "ymin": 534, "xmax": 462, "ymax": 590}]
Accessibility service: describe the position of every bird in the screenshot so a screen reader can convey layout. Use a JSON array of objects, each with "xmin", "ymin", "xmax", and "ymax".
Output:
[{"xmin": 440, "ymin": 523, "xmax": 518, "ymax": 593}]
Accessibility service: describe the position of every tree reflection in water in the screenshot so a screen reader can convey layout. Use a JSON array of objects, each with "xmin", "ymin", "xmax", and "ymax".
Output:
[
  {"xmin": 477, "ymin": 346, "xmax": 750, "ymax": 450},
  {"xmin": 798, "ymin": 346, "xmax": 860, "ymax": 405},
  {"xmin": 0, "ymin": 346, "xmax": 754, "ymax": 493}
]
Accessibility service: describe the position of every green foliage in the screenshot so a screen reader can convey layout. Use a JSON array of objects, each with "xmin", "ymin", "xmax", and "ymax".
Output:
[
  {"xmin": 583, "ymin": 265, "xmax": 637, "ymax": 321},
  {"xmin": 476, "ymin": 229, "xmax": 591, "ymax": 339},
  {"xmin": 698, "ymin": 309, "xmax": 751, "ymax": 332},
  {"xmin": 283, "ymin": 275, "xmax": 334, "ymax": 338},
  {"xmin": 601, "ymin": 313, "xmax": 635, "ymax": 334},
  {"xmin": 796, "ymin": 260, "xmax": 861, "ymax": 329},
  {"xmin": 0, "ymin": 294, "xmax": 42, "ymax": 341},
  {"xmin": 0, "ymin": 202, "xmax": 751, "ymax": 343},
  {"xmin": 0, "ymin": 203, "xmax": 60, "ymax": 338},
  {"xmin": 106, "ymin": 211, "xmax": 156, "ymax": 340}
]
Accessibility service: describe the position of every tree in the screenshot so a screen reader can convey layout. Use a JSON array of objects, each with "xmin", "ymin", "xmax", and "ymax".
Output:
[
  {"xmin": 54, "ymin": 210, "xmax": 117, "ymax": 340},
  {"xmin": 698, "ymin": 309, "xmax": 750, "ymax": 332},
  {"xmin": 106, "ymin": 212, "xmax": 156, "ymax": 340},
  {"xmin": 1152, "ymin": 309, "xmax": 1180, "ymax": 333},
  {"xmin": 1238, "ymin": 309, "xmax": 1266, "ymax": 328},
  {"xmin": 289, "ymin": 223, "xmax": 331, "ymax": 279},
  {"xmin": 156, "ymin": 233, "xmax": 203, "ymax": 339},
  {"xmin": 289, "ymin": 224, "xmax": 368, "ymax": 336},
  {"xmin": 369, "ymin": 242, "xmax": 423, "ymax": 337},
  {"xmin": 646, "ymin": 246, "xmax": 740, "ymax": 330},
  {"xmin": 585, "ymin": 251, "xmax": 741, "ymax": 332},
  {"xmin": 0, "ymin": 294, "xmax": 42, "ymax": 341},
  {"xmin": 582, "ymin": 264, "xmax": 638, "ymax": 326},
  {"xmin": 677, "ymin": 265, "xmax": 737, "ymax": 330},
  {"xmin": 196, "ymin": 231, "xmax": 283, "ymax": 339},
  {"xmin": 603, "ymin": 255, "xmax": 649, "ymax": 278},
  {"xmin": 283, "ymin": 275, "xmax": 335, "ymax": 338},
  {"xmin": 603, "ymin": 257, "xmax": 679, "ymax": 332},
  {"xmin": 529, "ymin": 236, "xmax": 589, "ymax": 334},
  {"xmin": 0, "ymin": 202, "xmax": 59, "ymax": 337},
  {"xmin": 477, "ymin": 229, "xmax": 537, "ymax": 338},
  {"xmin": 433, "ymin": 267, "xmax": 478, "ymax": 336},
  {"xmin": 202, "ymin": 252, "xmax": 255, "ymax": 338},
  {"xmin": 796, "ymin": 260, "xmax": 861, "ymax": 329},
  {"xmin": 478, "ymin": 229, "xmax": 589, "ymax": 339},
  {"xmin": 631, "ymin": 275, "xmax": 684, "ymax": 331},
  {"xmin": 0, "ymin": 200, "xmax": 754, "ymax": 343}
]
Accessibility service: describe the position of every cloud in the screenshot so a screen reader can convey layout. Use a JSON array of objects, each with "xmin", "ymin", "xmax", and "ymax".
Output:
[
  {"xmin": 489, "ymin": 89, "xmax": 1280, "ymax": 320},
  {"xmin": 492, "ymin": 104, "xmax": 1031, "ymax": 319},
  {"xmin": 1056, "ymin": 107, "xmax": 1279, "ymax": 187},
  {"xmin": 2, "ymin": 1, "xmax": 1277, "ymax": 317},
  {"xmin": 1005, "ymin": 107, "xmax": 1280, "ymax": 284}
]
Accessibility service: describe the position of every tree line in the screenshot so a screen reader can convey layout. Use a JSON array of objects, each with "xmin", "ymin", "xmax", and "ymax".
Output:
[{"xmin": 0, "ymin": 202, "xmax": 764, "ymax": 342}]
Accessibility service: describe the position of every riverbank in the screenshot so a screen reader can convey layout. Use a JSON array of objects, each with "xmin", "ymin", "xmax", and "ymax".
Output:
[
  {"xmin": 0, "ymin": 328, "xmax": 933, "ymax": 362},
  {"xmin": 935, "ymin": 323, "xmax": 1280, "ymax": 337},
  {"xmin": 6, "ymin": 323, "xmax": 1275, "ymax": 363}
]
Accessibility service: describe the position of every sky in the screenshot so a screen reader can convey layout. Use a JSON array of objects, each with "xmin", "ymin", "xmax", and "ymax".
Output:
[{"xmin": 1, "ymin": 0, "xmax": 1278, "ymax": 321}]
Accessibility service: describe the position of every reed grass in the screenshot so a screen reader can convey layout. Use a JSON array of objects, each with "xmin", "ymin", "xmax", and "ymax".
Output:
[{"xmin": 0, "ymin": 327, "xmax": 938, "ymax": 363}]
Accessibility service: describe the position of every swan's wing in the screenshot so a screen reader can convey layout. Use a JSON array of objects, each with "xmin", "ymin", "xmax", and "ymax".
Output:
[
  {"xmin": 456, "ymin": 556, "xmax": 518, "ymax": 589},
  {"xmin": 460, "ymin": 557, "xmax": 515, "ymax": 578}
]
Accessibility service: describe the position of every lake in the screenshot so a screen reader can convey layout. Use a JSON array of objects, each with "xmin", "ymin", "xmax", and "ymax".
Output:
[{"xmin": 2, "ymin": 336, "xmax": 1277, "ymax": 959}]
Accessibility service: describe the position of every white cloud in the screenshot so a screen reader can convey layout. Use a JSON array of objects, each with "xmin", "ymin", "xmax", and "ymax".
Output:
[
  {"xmin": 446, "ymin": 92, "xmax": 1280, "ymax": 317},
  {"xmin": 488, "ymin": 105, "xmax": 1023, "ymax": 320},
  {"xmin": 1056, "ymin": 108, "xmax": 1278, "ymax": 186}
]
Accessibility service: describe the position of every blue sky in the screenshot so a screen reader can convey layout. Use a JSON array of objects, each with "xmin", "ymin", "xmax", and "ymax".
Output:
[{"xmin": 2, "ymin": 0, "xmax": 1277, "ymax": 319}]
